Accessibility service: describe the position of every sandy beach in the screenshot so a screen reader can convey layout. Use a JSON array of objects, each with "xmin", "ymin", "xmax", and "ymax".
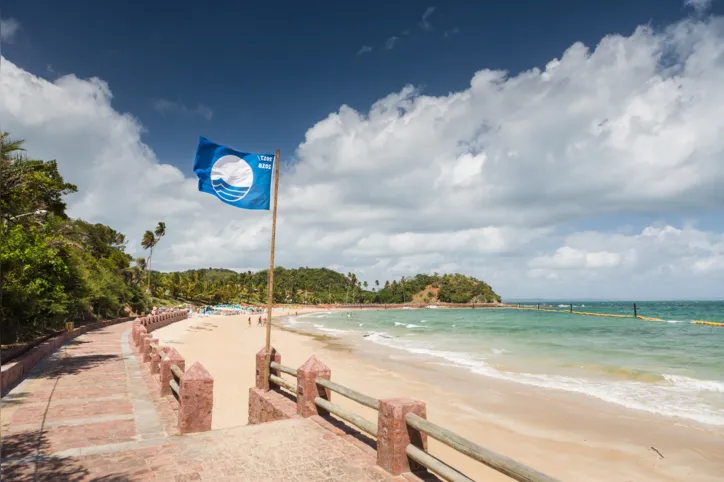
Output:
[{"xmin": 154, "ymin": 310, "xmax": 724, "ymax": 481}]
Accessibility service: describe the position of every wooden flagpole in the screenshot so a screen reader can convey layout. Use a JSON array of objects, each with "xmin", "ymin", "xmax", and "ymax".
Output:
[{"xmin": 263, "ymin": 149, "xmax": 281, "ymax": 391}]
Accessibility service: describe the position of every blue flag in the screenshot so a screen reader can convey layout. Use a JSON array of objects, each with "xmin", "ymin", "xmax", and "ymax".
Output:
[{"xmin": 193, "ymin": 137, "xmax": 274, "ymax": 210}]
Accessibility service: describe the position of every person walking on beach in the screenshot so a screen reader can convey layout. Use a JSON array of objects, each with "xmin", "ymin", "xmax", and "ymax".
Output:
[
  {"xmin": 257, "ymin": 316, "xmax": 262, "ymax": 327},
  {"xmin": 248, "ymin": 317, "xmax": 251, "ymax": 328}
]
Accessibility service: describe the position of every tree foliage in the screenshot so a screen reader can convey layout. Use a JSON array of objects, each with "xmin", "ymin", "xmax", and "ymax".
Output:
[
  {"xmin": 148, "ymin": 268, "xmax": 500, "ymax": 306},
  {"xmin": 1, "ymin": 133, "xmax": 149, "ymax": 343}
]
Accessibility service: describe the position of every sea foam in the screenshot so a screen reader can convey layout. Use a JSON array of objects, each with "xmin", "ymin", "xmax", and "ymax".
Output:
[{"xmin": 362, "ymin": 335, "xmax": 724, "ymax": 426}]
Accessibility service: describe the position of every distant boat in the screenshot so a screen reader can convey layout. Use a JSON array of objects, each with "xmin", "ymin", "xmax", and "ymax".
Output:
[{"xmin": 426, "ymin": 305, "xmax": 439, "ymax": 309}]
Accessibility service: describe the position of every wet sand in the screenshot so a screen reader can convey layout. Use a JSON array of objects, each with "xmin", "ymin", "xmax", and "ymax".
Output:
[{"xmin": 153, "ymin": 311, "xmax": 724, "ymax": 481}]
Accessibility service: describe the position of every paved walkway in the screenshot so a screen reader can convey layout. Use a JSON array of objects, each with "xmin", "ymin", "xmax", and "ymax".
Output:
[{"xmin": 0, "ymin": 321, "xmax": 416, "ymax": 481}]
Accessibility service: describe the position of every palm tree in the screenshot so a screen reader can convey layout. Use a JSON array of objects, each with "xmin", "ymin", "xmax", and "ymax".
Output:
[
  {"xmin": 141, "ymin": 222, "xmax": 165, "ymax": 293},
  {"xmin": 1, "ymin": 132, "xmax": 25, "ymax": 162},
  {"xmin": 141, "ymin": 230, "xmax": 155, "ymax": 292},
  {"xmin": 154, "ymin": 222, "xmax": 166, "ymax": 241}
]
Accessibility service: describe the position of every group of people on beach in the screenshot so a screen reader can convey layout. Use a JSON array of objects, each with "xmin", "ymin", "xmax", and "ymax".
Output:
[
  {"xmin": 249, "ymin": 316, "xmax": 266, "ymax": 327},
  {"xmin": 246, "ymin": 311, "xmax": 299, "ymax": 328}
]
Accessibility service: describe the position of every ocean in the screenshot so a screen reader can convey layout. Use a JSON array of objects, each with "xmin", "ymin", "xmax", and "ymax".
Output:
[{"xmin": 282, "ymin": 301, "xmax": 724, "ymax": 426}]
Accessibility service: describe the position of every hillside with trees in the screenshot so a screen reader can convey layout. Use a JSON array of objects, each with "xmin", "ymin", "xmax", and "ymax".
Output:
[
  {"xmin": 1, "ymin": 132, "xmax": 500, "ymax": 343},
  {"xmin": 148, "ymin": 269, "xmax": 501, "ymax": 305}
]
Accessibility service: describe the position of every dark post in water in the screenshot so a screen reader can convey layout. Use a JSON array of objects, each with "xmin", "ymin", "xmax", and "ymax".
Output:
[
  {"xmin": 633, "ymin": 303, "xmax": 638, "ymax": 318},
  {"xmin": 569, "ymin": 304, "xmax": 573, "ymax": 313},
  {"xmin": 537, "ymin": 303, "xmax": 540, "ymax": 310}
]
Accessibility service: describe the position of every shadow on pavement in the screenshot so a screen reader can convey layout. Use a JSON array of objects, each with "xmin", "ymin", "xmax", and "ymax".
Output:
[
  {"xmin": 0, "ymin": 430, "xmax": 131, "ymax": 482},
  {"xmin": 34, "ymin": 354, "xmax": 120, "ymax": 379}
]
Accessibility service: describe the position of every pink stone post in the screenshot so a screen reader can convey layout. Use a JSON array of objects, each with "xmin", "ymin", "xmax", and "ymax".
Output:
[
  {"xmin": 255, "ymin": 347, "xmax": 281, "ymax": 390},
  {"xmin": 136, "ymin": 325, "xmax": 147, "ymax": 350},
  {"xmin": 160, "ymin": 348, "xmax": 185, "ymax": 396},
  {"xmin": 142, "ymin": 335, "xmax": 153, "ymax": 363},
  {"xmin": 296, "ymin": 355, "xmax": 331, "ymax": 418},
  {"xmin": 377, "ymin": 398, "xmax": 428, "ymax": 475},
  {"xmin": 178, "ymin": 362, "xmax": 213, "ymax": 433},
  {"xmin": 150, "ymin": 343, "xmax": 164, "ymax": 374},
  {"xmin": 132, "ymin": 323, "xmax": 139, "ymax": 348},
  {"xmin": 132, "ymin": 321, "xmax": 140, "ymax": 347}
]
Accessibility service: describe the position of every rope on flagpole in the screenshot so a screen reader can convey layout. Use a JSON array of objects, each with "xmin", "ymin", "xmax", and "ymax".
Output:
[{"xmin": 263, "ymin": 149, "xmax": 281, "ymax": 391}]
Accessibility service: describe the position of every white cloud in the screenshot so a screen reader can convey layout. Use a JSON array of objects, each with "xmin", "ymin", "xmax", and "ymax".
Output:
[
  {"xmin": 2, "ymin": 15, "xmax": 724, "ymax": 299},
  {"xmin": 0, "ymin": 17, "xmax": 20, "ymax": 42},
  {"xmin": 384, "ymin": 36, "xmax": 398, "ymax": 50},
  {"xmin": 153, "ymin": 99, "xmax": 213, "ymax": 120},
  {"xmin": 357, "ymin": 45, "xmax": 373, "ymax": 56},
  {"xmin": 685, "ymin": 0, "xmax": 714, "ymax": 14},
  {"xmin": 420, "ymin": 7, "xmax": 436, "ymax": 31},
  {"xmin": 526, "ymin": 225, "xmax": 724, "ymax": 297}
]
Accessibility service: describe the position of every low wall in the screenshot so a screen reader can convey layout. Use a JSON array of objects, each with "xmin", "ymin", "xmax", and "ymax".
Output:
[
  {"xmin": 248, "ymin": 387, "xmax": 298, "ymax": 424},
  {"xmin": 1, "ymin": 330, "xmax": 64, "ymax": 363},
  {"xmin": 141, "ymin": 311, "xmax": 186, "ymax": 333},
  {"xmin": 1, "ymin": 316, "xmax": 135, "ymax": 397}
]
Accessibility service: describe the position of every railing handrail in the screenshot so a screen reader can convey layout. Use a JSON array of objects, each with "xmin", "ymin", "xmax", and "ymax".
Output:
[
  {"xmin": 170, "ymin": 364, "xmax": 183, "ymax": 381},
  {"xmin": 270, "ymin": 374, "xmax": 297, "ymax": 393},
  {"xmin": 406, "ymin": 413, "xmax": 561, "ymax": 482},
  {"xmin": 149, "ymin": 342, "xmax": 167, "ymax": 359},
  {"xmin": 406, "ymin": 445, "xmax": 473, "ymax": 482},
  {"xmin": 170, "ymin": 378, "xmax": 180, "ymax": 397},
  {"xmin": 270, "ymin": 361, "xmax": 297, "ymax": 377},
  {"xmin": 165, "ymin": 363, "xmax": 184, "ymax": 399},
  {"xmin": 315, "ymin": 377, "xmax": 379, "ymax": 410},
  {"xmin": 314, "ymin": 397, "xmax": 377, "ymax": 436}
]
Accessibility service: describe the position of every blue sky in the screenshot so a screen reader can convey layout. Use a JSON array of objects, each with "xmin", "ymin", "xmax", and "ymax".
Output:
[{"xmin": 2, "ymin": 0, "xmax": 724, "ymax": 298}]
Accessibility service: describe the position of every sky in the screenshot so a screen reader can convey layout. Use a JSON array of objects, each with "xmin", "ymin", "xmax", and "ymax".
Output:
[{"xmin": 1, "ymin": 0, "xmax": 724, "ymax": 300}]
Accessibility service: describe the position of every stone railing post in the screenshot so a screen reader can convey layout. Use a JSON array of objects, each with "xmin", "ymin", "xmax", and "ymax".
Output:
[
  {"xmin": 160, "ymin": 348, "xmax": 185, "ymax": 396},
  {"xmin": 255, "ymin": 347, "xmax": 280, "ymax": 391},
  {"xmin": 142, "ymin": 335, "xmax": 153, "ymax": 363},
  {"xmin": 150, "ymin": 343, "xmax": 164, "ymax": 375},
  {"xmin": 134, "ymin": 323, "xmax": 146, "ymax": 351},
  {"xmin": 296, "ymin": 355, "xmax": 331, "ymax": 418},
  {"xmin": 178, "ymin": 362, "xmax": 213, "ymax": 433},
  {"xmin": 377, "ymin": 398, "xmax": 427, "ymax": 475},
  {"xmin": 131, "ymin": 323, "xmax": 138, "ymax": 349}
]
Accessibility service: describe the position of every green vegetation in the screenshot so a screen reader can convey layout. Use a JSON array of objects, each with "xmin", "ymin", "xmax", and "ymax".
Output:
[
  {"xmin": 148, "ymin": 269, "xmax": 501, "ymax": 305},
  {"xmin": 1, "ymin": 133, "xmax": 149, "ymax": 343},
  {"xmin": 1, "ymin": 132, "xmax": 500, "ymax": 343}
]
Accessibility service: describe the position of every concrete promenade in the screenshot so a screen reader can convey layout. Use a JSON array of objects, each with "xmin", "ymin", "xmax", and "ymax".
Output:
[{"xmin": 0, "ymin": 321, "xmax": 412, "ymax": 481}]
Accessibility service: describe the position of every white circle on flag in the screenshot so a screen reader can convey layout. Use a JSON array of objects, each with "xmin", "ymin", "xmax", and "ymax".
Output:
[{"xmin": 210, "ymin": 155, "xmax": 254, "ymax": 202}]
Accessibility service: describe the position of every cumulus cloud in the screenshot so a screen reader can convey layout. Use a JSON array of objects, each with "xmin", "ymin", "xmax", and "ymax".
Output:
[
  {"xmin": 0, "ymin": 17, "xmax": 21, "ymax": 42},
  {"xmin": 153, "ymin": 99, "xmax": 213, "ymax": 120},
  {"xmin": 527, "ymin": 225, "xmax": 724, "ymax": 297},
  {"xmin": 2, "ymin": 15, "xmax": 724, "ymax": 299}
]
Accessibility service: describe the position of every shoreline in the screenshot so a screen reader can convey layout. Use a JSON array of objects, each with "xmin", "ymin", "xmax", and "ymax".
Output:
[{"xmin": 153, "ymin": 311, "xmax": 724, "ymax": 481}]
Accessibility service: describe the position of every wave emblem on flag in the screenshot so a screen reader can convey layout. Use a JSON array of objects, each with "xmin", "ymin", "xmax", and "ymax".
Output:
[
  {"xmin": 211, "ymin": 155, "xmax": 253, "ymax": 202},
  {"xmin": 193, "ymin": 136, "xmax": 274, "ymax": 210}
]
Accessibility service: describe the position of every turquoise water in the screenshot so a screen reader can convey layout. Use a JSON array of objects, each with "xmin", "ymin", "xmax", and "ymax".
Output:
[{"xmin": 283, "ymin": 301, "xmax": 724, "ymax": 426}]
